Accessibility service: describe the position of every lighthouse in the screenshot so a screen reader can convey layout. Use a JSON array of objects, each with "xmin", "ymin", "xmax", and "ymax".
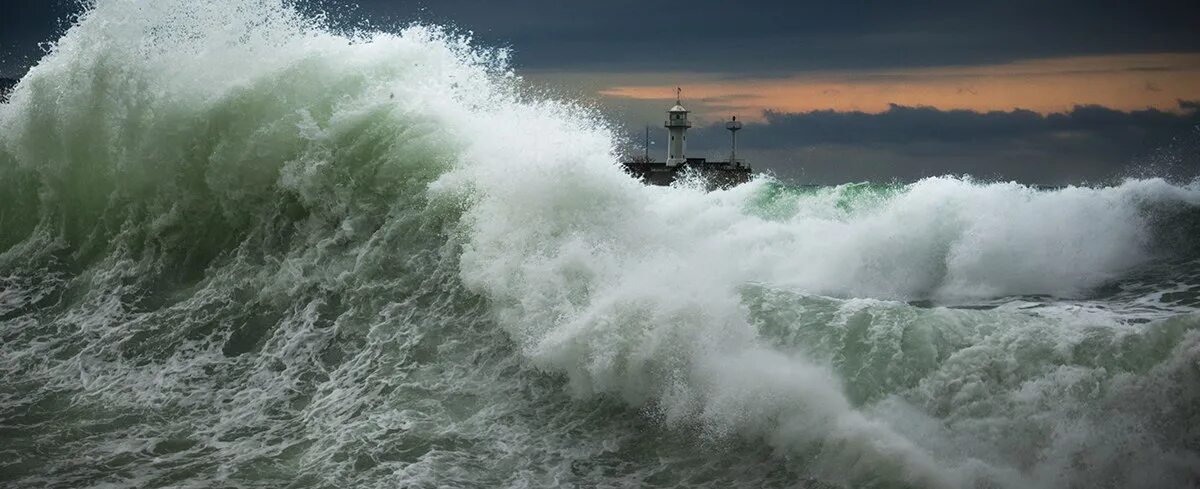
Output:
[
  {"xmin": 664, "ymin": 87, "xmax": 692, "ymax": 166},
  {"xmin": 622, "ymin": 87, "xmax": 751, "ymax": 188}
]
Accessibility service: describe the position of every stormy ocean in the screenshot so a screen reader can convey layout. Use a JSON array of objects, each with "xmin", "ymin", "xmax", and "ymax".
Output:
[{"xmin": 2, "ymin": 1, "xmax": 1198, "ymax": 488}]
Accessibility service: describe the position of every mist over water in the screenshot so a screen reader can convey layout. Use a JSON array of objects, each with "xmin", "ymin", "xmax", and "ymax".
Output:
[{"xmin": 2, "ymin": 1, "xmax": 1199, "ymax": 488}]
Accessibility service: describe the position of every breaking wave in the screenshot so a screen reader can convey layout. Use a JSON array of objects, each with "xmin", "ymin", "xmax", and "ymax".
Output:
[{"xmin": 2, "ymin": 1, "xmax": 1198, "ymax": 488}]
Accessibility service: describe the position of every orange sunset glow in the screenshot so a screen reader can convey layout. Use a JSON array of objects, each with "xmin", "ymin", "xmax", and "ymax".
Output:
[{"xmin": 599, "ymin": 53, "xmax": 1200, "ymax": 122}]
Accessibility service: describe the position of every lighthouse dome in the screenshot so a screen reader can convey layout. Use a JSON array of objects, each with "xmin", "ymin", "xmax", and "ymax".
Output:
[{"xmin": 668, "ymin": 104, "xmax": 688, "ymax": 113}]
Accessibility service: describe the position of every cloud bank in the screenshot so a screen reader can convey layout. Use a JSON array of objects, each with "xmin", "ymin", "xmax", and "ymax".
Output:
[{"xmin": 677, "ymin": 102, "xmax": 1200, "ymax": 184}]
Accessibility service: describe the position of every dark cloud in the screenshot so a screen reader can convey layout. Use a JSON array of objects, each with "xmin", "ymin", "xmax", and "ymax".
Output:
[
  {"xmin": 4, "ymin": 0, "xmax": 1199, "ymax": 76},
  {"xmin": 675, "ymin": 102, "xmax": 1200, "ymax": 184},
  {"xmin": 335, "ymin": 0, "xmax": 1200, "ymax": 73},
  {"xmin": 689, "ymin": 103, "xmax": 1198, "ymax": 147}
]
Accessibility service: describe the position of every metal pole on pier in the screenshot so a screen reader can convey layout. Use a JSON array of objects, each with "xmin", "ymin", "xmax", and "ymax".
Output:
[
  {"xmin": 644, "ymin": 125, "xmax": 649, "ymax": 161},
  {"xmin": 726, "ymin": 116, "xmax": 743, "ymax": 164}
]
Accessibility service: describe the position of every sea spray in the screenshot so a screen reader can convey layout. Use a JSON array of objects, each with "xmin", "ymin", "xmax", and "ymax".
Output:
[{"xmin": 2, "ymin": 1, "xmax": 1200, "ymax": 488}]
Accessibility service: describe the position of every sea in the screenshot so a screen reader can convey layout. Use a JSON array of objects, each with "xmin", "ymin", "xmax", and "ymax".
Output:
[{"xmin": 2, "ymin": 1, "xmax": 1198, "ymax": 488}]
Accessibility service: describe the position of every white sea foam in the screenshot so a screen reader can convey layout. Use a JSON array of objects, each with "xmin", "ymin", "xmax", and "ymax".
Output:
[
  {"xmin": 2, "ymin": 0, "xmax": 1199, "ymax": 487},
  {"xmin": 440, "ymin": 90, "xmax": 1200, "ymax": 486}
]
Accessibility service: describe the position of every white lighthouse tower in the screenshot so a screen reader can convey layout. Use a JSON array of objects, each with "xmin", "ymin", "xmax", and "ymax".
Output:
[{"xmin": 664, "ymin": 87, "xmax": 692, "ymax": 167}]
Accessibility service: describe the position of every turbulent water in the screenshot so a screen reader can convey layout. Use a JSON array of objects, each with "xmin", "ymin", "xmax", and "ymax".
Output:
[{"xmin": 2, "ymin": 1, "xmax": 1200, "ymax": 488}]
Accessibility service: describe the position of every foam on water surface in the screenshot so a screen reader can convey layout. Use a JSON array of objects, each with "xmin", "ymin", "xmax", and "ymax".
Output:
[{"xmin": 2, "ymin": 1, "xmax": 1199, "ymax": 487}]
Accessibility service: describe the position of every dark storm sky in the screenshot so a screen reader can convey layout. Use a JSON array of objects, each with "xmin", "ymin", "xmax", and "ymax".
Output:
[
  {"xmin": 340, "ymin": 0, "xmax": 1200, "ymax": 72},
  {"xmin": 2, "ymin": 0, "xmax": 1199, "ymax": 183}
]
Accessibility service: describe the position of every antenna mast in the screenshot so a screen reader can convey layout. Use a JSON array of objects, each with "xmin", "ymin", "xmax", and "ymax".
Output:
[
  {"xmin": 644, "ymin": 125, "xmax": 650, "ymax": 161},
  {"xmin": 726, "ymin": 116, "xmax": 743, "ymax": 164}
]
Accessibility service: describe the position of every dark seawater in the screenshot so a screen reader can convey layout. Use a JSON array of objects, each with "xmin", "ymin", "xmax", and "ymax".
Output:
[{"xmin": 2, "ymin": 2, "xmax": 1199, "ymax": 488}]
